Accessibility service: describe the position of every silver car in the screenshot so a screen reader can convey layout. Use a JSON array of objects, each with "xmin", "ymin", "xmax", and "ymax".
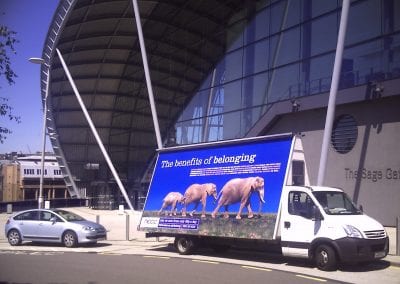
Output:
[{"xmin": 5, "ymin": 209, "xmax": 107, "ymax": 247}]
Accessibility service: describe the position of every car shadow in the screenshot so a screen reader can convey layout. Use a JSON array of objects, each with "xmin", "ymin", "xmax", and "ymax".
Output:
[{"xmin": 21, "ymin": 241, "xmax": 112, "ymax": 248}]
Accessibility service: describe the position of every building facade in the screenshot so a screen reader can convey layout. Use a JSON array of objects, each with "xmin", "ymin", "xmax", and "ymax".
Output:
[
  {"xmin": 42, "ymin": 0, "xmax": 399, "ymax": 225},
  {"xmin": 0, "ymin": 155, "xmax": 69, "ymax": 202}
]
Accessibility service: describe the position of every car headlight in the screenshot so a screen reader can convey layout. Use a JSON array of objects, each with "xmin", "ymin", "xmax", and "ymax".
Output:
[
  {"xmin": 82, "ymin": 226, "xmax": 96, "ymax": 231},
  {"xmin": 343, "ymin": 225, "xmax": 363, "ymax": 238}
]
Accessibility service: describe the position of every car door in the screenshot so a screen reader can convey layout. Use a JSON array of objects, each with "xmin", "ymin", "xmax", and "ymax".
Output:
[
  {"xmin": 15, "ymin": 210, "xmax": 41, "ymax": 239},
  {"xmin": 280, "ymin": 191, "xmax": 322, "ymax": 258},
  {"xmin": 37, "ymin": 211, "xmax": 65, "ymax": 241}
]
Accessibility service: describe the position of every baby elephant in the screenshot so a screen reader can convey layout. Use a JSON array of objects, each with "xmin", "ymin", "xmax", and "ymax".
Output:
[
  {"xmin": 182, "ymin": 183, "xmax": 217, "ymax": 218},
  {"xmin": 159, "ymin": 192, "xmax": 184, "ymax": 216},
  {"xmin": 211, "ymin": 176, "xmax": 265, "ymax": 219}
]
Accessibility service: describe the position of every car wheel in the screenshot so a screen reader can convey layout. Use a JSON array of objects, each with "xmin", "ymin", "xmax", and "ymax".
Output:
[
  {"xmin": 315, "ymin": 244, "xmax": 337, "ymax": 271},
  {"xmin": 174, "ymin": 237, "xmax": 197, "ymax": 255},
  {"xmin": 63, "ymin": 231, "xmax": 78, "ymax": 248},
  {"xmin": 7, "ymin": 229, "xmax": 22, "ymax": 246}
]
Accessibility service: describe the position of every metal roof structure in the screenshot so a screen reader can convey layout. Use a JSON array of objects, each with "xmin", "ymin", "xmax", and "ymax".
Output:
[{"xmin": 40, "ymin": 0, "xmax": 251, "ymax": 197}]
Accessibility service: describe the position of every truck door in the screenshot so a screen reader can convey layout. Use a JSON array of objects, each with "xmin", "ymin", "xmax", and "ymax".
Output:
[{"xmin": 281, "ymin": 190, "xmax": 321, "ymax": 258}]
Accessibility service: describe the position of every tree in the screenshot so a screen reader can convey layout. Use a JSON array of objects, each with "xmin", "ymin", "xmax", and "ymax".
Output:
[{"xmin": 0, "ymin": 24, "xmax": 20, "ymax": 144}]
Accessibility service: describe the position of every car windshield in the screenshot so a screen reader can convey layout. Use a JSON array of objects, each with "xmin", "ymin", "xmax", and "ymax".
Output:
[
  {"xmin": 53, "ymin": 209, "xmax": 86, "ymax": 221},
  {"xmin": 312, "ymin": 191, "xmax": 362, "ymax": 215}
]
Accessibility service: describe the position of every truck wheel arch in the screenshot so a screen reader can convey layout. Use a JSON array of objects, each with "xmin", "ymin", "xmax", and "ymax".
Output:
[{"xmin": 309, "ymin": 238, "xmax": 340, "ymax": 261}]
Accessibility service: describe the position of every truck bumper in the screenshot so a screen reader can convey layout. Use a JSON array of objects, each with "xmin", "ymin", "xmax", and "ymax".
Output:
[{"xmin": 333, "ymin": 237, "xmax": 389, "ymax": 263}]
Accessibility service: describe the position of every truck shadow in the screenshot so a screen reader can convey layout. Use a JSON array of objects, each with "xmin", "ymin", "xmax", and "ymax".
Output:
[{"xmin": 149, "ymin": 243, "xmax": 390, "ymax": 272}]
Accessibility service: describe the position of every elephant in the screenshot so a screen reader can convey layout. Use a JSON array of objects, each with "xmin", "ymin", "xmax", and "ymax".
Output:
[
  {"xmin": 211, "ymin": 176, "xmax": 265, "ymax": 219},
  {"xmin": 181, "ymin": 183, "xmax": 217, "ymax": 218},
  {"xmin": 158, "ymin": 192, "xmax": 185, "ymax": 216}
]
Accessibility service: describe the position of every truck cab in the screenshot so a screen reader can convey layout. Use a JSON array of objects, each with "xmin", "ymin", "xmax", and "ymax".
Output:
[{"xmin": 279, "ymin": 185, "xmax": 389, "ymax": 270}]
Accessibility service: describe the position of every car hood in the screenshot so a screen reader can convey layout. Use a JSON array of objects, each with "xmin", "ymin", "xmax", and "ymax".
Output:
[{"xmin": 70, "ymin": 220, "xmax": 106, "ymax": 229}]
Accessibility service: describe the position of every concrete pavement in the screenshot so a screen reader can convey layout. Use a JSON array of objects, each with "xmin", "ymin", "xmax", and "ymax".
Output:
[{"xmin": 1, "ymin": 207, "xmax": 399, "ymax": 284}]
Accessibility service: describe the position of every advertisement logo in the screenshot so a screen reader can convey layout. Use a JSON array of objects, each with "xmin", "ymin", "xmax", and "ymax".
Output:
[{"xmin": 140, "ymin": 217, "xmax": 160, "ymax": 228}]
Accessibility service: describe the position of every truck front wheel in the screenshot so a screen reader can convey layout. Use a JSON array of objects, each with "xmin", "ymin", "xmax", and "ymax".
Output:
[
  {"xmin": 315, "ymin": 244, "xmax": 337, "ymax": 271},
  {"xmin": 174, "ymin": 237, "xmax": 197, "ymax": 255}
]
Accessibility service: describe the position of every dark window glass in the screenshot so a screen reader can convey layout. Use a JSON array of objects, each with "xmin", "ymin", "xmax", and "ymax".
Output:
[
  {"xmin": 288, "ymin": 191, "xmax": 315, "ymax": 219},
  {"xmin": 15, "ymin": 211, "xmax": 39, "ymax": 221},
  {"xmin": 292, "ymin": 160, "xmax": 305, "ymax": 186}
]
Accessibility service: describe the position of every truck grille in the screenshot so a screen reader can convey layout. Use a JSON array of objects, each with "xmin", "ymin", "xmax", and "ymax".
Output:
[{"xmin": 364, "ymin": 230, "xmax": 386, "ymax": 239}]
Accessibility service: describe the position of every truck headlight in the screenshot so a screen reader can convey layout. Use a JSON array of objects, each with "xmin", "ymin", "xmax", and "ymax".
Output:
[{"xmin": 343, "ymin": 225, "xmax": 363, "ymax": 238}]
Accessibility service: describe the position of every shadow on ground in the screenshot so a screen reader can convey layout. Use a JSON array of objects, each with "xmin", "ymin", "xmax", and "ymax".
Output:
[{"xmin": 148, "ymin": 242, "xmax": 390, "ymax": 272}]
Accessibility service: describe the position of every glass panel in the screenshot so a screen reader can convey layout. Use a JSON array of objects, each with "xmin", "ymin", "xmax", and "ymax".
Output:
[
  {"xmin": 222, "ymin": 112, "xmax": 241, "ymax": 140},
  {"xmin": 284, "ymin": 0, "xmax": 302, "ymax": 29},
  {"xmin": 243, "ymin": 39, "xmax": 269, "ymax": 76},
  {"xmin": 309, "ymin": 53, "xmax": 335, "ymax": 94},
  {"xmin": 346, "ymin": 0, "xmax": 382, "ymax": 45},
  {"xmin": 343, "ymin": 39, "xmax": 383, "ymax": 85},
  {"xmin": 223, "ymin": 80, "xmax": 243, "ymax": 112},
  {"xmin": 276, "ymin": 27, "xmax": 300, "ymax": 66},
  {"xmin": 269, "ymin": 64, "xmax": 300, "ymax": 102},
  {"xmin": 311, "ymin": 0, "xmax": 338, "ymax": 17},
  {"xmin": 250, "ymin": 7, "xmax": 269, "ymax": 41},
  {"xmin": 226, "ymin": 20, "xmax": 245, "ymax": 52},
  {"xmin": 310, "ymin": 13, "xmax": 337, "ymax": 56},
  {"xmin": 242, "ymin": 72, "xmax": 269, "ymax": 107},
  {"xmin": 224, "ymin": 49, "xmax": 243, "ymax": 83},
  {"xmin": 178, "ymin": 89, "xmax": 208, "ymax": 121},
  {"xmin": 270, "ymin": 1, "xmax": 287, "ymax": 34}
]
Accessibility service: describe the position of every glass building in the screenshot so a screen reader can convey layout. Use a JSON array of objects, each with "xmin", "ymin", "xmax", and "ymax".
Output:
[{"xmin": 41, "ymin": 0, "xmax": 399, "ymax": 225}]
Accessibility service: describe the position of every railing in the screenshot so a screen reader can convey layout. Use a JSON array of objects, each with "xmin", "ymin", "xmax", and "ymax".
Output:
[{"xmin": 0, "ymin": 198, "xmax": 87, "ymax": 213}]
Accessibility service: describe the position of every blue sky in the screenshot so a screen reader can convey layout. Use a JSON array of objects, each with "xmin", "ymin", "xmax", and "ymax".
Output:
[{"xmin": 1, "ymin": 0, "xmax": 59, "ymax": 153}]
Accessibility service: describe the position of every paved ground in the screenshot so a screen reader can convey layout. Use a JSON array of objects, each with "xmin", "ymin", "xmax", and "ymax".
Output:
[{"xmin": 1, "ymin": 207, "xmax": 399, "ymax": 284}]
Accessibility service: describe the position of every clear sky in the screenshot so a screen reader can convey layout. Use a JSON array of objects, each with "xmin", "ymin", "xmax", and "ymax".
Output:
[{"xmin": 1, "ymin": 0, "xmax": 59, "ymax": 154}]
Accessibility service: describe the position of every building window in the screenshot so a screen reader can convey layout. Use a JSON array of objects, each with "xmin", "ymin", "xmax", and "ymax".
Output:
[
  {"xmin": 331, "ymin": 114, "xmax": 358, "ymax": 154},
  {"xmin": 292, "ymin": 160, "xmax": 305, "ymax": 186}
]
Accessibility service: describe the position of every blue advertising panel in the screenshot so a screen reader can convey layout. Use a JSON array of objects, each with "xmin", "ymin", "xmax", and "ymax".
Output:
[{"xmin": 139, "ymin": 135, "xmax": 294, "ymax": 240}]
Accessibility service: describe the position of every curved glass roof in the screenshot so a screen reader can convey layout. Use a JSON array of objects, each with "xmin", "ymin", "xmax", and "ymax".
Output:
[{"xmin": 41, "ymin": 0, "xmax": 250, "ymax": 194}]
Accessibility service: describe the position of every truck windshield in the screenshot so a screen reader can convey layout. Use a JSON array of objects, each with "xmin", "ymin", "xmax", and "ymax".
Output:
[{"xmin": 312, "ymin": 191, "xmax": 362, "ymax": 215}]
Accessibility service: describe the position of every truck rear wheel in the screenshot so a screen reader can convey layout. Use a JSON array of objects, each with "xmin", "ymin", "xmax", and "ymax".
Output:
[
  {"xmin": 174, "ymin": 237, "xmax": 197, "ymax": 255},
  {"xmin": 315, "ymin": 244, "xmax": 337, "ymax": 271}
]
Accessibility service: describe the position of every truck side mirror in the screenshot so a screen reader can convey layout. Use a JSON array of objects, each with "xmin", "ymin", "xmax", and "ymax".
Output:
[{"xmin": 312, "ymin": 206, "xmax": 324, "ymax": 221}]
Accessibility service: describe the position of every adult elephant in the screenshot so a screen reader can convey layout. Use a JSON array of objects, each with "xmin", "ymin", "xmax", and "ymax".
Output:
[
  {"xmin": 159, "ymin": 192, "xmax": 184, "ymax": 216},
  {"xmin": 211, "ymin": 176, "xmax": 265, "ymax": 219},
  {"xmin": 182, "ymin": 183, "xmax": 217, "ymax": 218}
]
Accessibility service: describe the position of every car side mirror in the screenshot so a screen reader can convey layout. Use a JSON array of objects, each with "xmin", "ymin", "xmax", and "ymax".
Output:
[
  {"xmin": 359, "ymin": 205, "xmax": 363, "ymax": 213},
  {"xmin": 312, "ymin": 206, "xmax": 324, "ymax": 221},
  {"xmin": 50, "ymin": 216, "xmax": 57, "ymax": 224}
]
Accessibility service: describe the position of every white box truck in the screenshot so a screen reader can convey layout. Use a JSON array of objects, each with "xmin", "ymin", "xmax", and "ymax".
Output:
[{"xmin": 138, "ymin": 134, "xmax": 388, "ymax": 271}]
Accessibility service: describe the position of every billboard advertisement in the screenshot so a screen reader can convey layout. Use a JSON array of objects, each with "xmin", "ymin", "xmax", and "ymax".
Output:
[{"xmin": 139, "ymin": 135, "xmax": 294, "ymax": 240}]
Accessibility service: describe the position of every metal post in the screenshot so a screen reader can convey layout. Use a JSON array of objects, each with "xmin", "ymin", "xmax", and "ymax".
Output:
[
  {"xmin": 131, "ymin": 0, "xmax": 163, "ymax": 149},
  {"xmin": 38, "ymin": 86, "xmax": 48, "ymax": 209},
  {"xmin": 56, "ymin": 48, "xmax": 134, "ymax": 211},
  {"xmin": 96, "ymin": 215, "xmax": 100, "ymax": 224},
  {"xmin": 29, "ymin": 57, "xmax": 49, "ymax": 209},
  {"xmin": 397, "ymin": 216, "xmax": 400, "ymax": 256},
  {"xmin": 126, "ymin": 214, "xmax": 130, "ymax": 241},
  {"xmin": 202, "ymin": 68, "xmax": 216, "ymax": 142},
  {"xmin": 317, "ymin": 0, "xmax": 350, "ymax": 186}
]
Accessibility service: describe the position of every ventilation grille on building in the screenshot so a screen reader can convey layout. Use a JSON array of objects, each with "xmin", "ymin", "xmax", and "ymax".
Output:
[{"xmin": 331, "ymin": 114, "xmax": 358, "ymax": 154}]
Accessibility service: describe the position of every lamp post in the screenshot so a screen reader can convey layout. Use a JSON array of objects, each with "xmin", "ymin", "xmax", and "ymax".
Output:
[{"xmin": 29, "ymin": 57, "xmax": 47, "ymax": 209}]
